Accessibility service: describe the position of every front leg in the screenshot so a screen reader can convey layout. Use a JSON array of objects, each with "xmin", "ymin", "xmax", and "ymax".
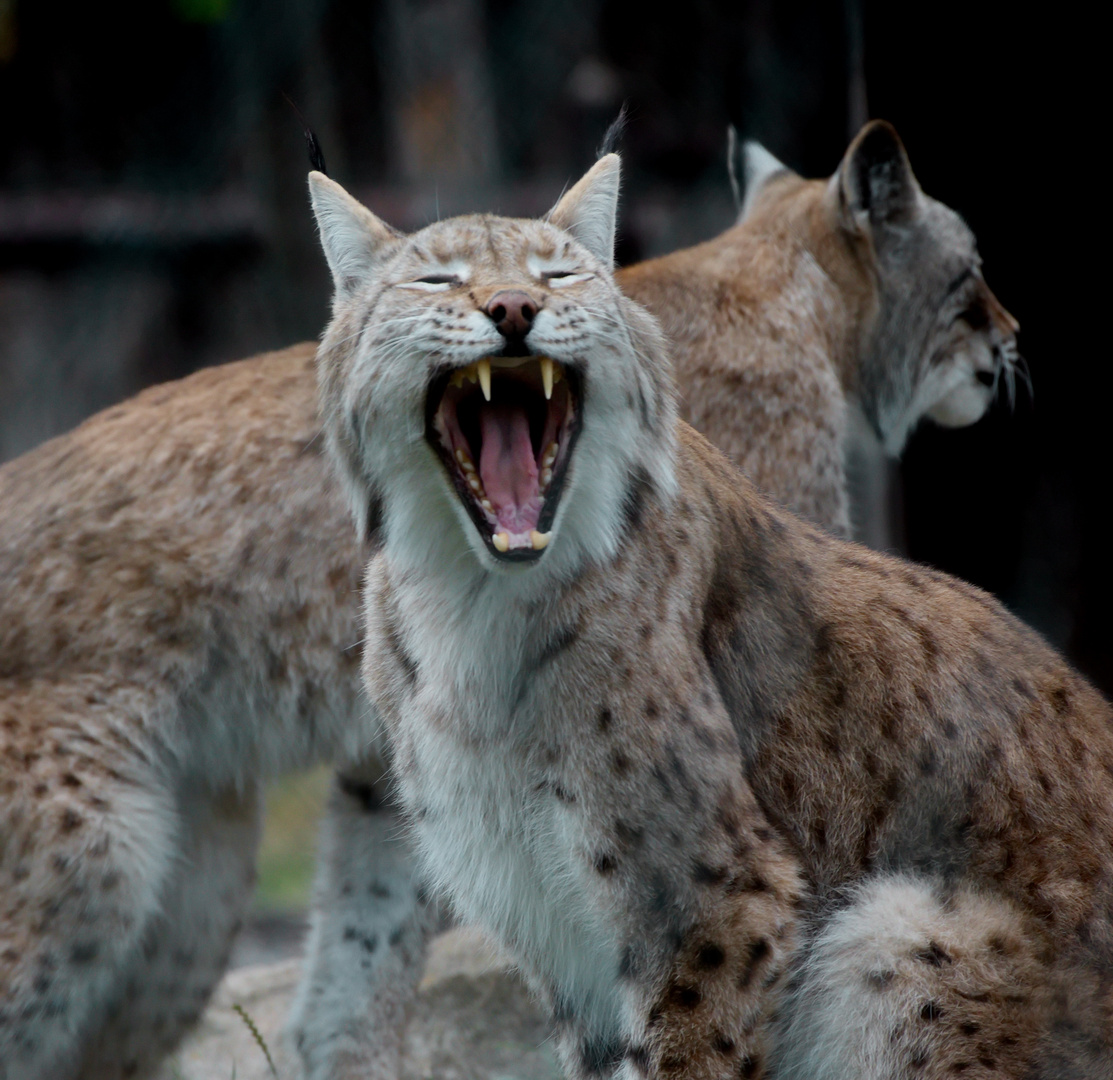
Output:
[
  {"xmin": 550, "ymin": 784, "xmax": 804, "ymax": 1080},
  {"xmin": 287, "ymin": 760, "xmax": 433, "ymax": 1080}
]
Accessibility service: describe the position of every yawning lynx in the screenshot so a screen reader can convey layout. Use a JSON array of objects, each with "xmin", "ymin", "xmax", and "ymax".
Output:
[
  {"xmin": 0, "ymin": 124, "xmax": 1022, "ymax": 1080},
  {"xmin": 313, "ymin": 155, "xmax": 1112, "ymax": 1078}
]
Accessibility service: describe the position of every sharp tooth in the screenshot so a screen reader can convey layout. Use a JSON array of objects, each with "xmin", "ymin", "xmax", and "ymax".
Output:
[
  {"xmin": 477, "ymin": 359, "xmax": 492, "ymax": 401},
  {"xmin": 529, "ymin": 530, "xmax": 551, "ymax": 550},
  {"xmin": 450, "ymin": 369, "xmax": 465, "ymax": 389},
  {"xmin": 481, "ymin": 498, "xmax": 494, "ymax": 513},
  {"xmin": 462, "ymin": 459, "xmax": 476, "ymax": 474},
  {"xmin": 468, "ymin": 476, "xmax": 482, "ymax": 493},
  {"xmin": 543, "ymin": 442, "xmax": 558, "ymax": 468},
  {"xmin": 540, "ymin": 357, "xmax": 554, "ymax": 400},
  {"xmin": 493, "ymin": 531, "xmax": 510, "ymax": 552},
  {"xmin": 455, "ymin": 448, "xmax": 468, "ymax": 465},
  {"xmin": 466, "ymin": 363, "xmax": 478, "ymax": 384},
  {"xmin": 540, "ymin": 467, "xmax": 552, "ymax": 488}
]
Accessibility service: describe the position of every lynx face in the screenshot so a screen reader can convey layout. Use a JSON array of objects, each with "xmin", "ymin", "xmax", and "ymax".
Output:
[
  {"xmin": 820, "ymin": 121, "xmax": 1023, "ymax": 454},
  {"xmin": 310, "ymin": 156, "xmax": 675, "ymax": 577},
  {"xmin": 867, "ymin": 193, "xmax": 1022, "ymax": 450}
]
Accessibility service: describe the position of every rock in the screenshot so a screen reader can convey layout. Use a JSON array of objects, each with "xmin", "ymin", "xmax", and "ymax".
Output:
[{"xmin": 159, "ymin": 927, "xmax": 561, "ymax": 1080}]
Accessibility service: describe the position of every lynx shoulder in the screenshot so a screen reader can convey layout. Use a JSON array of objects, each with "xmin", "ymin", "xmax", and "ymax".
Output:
[
  {"xmin": 311, "ymin": 155, "xmax": 1113, "ymax": 1079},
  {"xmin": 619, "ymin": 120, "xmax": 1020, "ymax": 537}
]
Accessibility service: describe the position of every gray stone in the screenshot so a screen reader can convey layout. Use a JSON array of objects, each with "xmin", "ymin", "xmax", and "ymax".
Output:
[{"xmin": 159, "ymin": 928, "xmax": 561, "ymax": 1080}]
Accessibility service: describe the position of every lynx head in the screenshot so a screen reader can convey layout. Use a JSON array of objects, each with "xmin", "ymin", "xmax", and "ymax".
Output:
[
  {"xmin": 744, "ymin": 120, "xmax": 1022, "ymax": 456},
  {"xmin": 309, "ymin": 156, "xmax": 676, "ymax": 579}
]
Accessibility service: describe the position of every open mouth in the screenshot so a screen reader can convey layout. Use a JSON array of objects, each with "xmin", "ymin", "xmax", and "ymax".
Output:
[{"xmin": 426, "ymin": 355, "xmax": 581, "ymax": 561}]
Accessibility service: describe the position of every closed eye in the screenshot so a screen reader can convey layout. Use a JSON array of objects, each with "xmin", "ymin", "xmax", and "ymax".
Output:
[
  {"xmin": 541, "ymin": 270, "xmax": 594, "ymax": 288},
  {"xmin": 398, "ymin": 274, "xmax": 461, "ymax": 292}
]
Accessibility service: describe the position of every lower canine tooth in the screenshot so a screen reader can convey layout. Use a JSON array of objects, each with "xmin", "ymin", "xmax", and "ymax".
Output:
[
  {"xmin": 529, "ymin": 530, "xmax": 551, "ymax": 550},
  {"xmin": 493, "ymin": 531, "xmax": 510, "ymax": 552}
]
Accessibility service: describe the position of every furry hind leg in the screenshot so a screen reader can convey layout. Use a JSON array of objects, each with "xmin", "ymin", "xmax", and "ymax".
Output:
[
  {"xmin": 287, "ymin": 758, "xmax": 434, "ymax": 1080},
  {"xmin": 774, "ymin": 875, "xmax": 1052, "ymax": 1079},
  {"xmin": 0, "ymin": 679, "xmax": 179, "ymax": 1080}
]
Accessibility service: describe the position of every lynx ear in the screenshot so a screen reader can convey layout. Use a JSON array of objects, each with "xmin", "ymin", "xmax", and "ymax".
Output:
[
  {"xmin": 308, "ymin": 171, "xmax": 396, "ymax": 295},
  {"xmin": 737, "ymin": 138, "xmax": 794, "ymax": 221},
  {"xmin": 836, "ymin": 120, "xmax": 921, "ymax": 233},
  {"xmin": 548, "ymin": 154, "xmax": 621, "ymax": 268}
]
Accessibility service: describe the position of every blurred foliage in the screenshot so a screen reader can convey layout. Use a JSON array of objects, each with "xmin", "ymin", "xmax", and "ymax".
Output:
[
  {"xmin": 253, "ymin": 766, "xmax": 330, "ymax": 913},
  {"xmin": 171, "ymin": 0, "xmax": 233, "ymax": 24}
]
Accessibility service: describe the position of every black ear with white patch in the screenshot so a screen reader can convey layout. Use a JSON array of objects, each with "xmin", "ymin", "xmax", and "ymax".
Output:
[
  {"xmin": 548, "ymin": 154, "xmax": 621, "ymax": 268},
  {"xmin": 837, "ymin": 120, "xmax": 921, "ymax": 232},
  {"xmin": 308, "ymin": 171, "xmax": 397, "ymax": 296}
]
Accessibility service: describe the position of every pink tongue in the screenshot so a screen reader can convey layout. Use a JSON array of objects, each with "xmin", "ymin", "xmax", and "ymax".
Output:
[{"xmin": 478, "ymin": 403, "xmax": 540, "ymax": 531}]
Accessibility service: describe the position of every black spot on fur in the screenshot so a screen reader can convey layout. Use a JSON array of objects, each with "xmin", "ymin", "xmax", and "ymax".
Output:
[
  {"xmin": 737, "ymin": 938, "xmax": 770, "ymax": 989},
  {"xmin": 692, "ymin": 862, "xmax": 728, "ymax": 886},
  {"xmin": 667, "ymin": 983, "xmax": 702, "ymax": 1009},
  {"xmin": 598, "ymin": 707, "xmax": 613, "ymax": 732},
  {"xmin": 625, "ymin": 1044, "xmax": 651, "ymax": 1075},
  {"xmin": 622, "ymin": 467, "xmax": 653, "ymax": 532},
  {"xmin": 594, "ymin": 854, "xmax": 617, "ymax": 875},
  {"xmin": 537, "ymin": 620, "xmax": 581, "ymax": 668},
  {"xmin": 69, "ymin": 942, "xmax": 97, "ymax": 965},
  {"xmin": 739, "ymin": 1054, "xmax": 758, "ymax": 1077},
  {"xmin": 338, "ymin": 776, "xmax": 388, "ymax": 813},
  {"xmin": 915, "ymin": 942, "xmax": 952, "ymax": 966},
  {"xmin": 696, "ymin": 943, "xmax": 726, "ymax": 969},
  {"xmin": 920, "ymin": 1000, "xmax": 943, "ymax": 1021}
]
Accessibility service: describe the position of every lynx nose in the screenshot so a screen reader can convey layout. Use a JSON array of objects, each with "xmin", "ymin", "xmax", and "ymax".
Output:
[{"xmin": 484, "ymin": 290, "xmax": 538, "ymax": 339}]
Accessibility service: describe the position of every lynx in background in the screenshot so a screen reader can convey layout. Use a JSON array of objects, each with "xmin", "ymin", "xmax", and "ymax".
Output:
[
  {"xmin": 621, "ymin": 119, "xmax": 1021, "ymax": 536},
  {"xmin": 313, "ymin": 154, "xmax": 1111, "ymax": 1079},
  {"xmin": 0, "ymin": 122, "xmax": 1022, "ymax": 1079}
]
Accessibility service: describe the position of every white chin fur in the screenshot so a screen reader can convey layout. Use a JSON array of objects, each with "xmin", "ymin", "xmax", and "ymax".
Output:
[{"xmin": 926, "ymin": 380, "xmax": 992, "ymax": 428}]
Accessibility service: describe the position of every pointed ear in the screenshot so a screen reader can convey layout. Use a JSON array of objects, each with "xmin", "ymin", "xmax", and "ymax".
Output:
[
  {"xmin": 548, "ymin": 154, "xmax": 621, "ymax": 268},
  {"xmin": 738, "ymin": 139, "xmax": 794, "ymax": 221},
  {"xmin": 836, "ymin": 120, "xmax": 921, "ymax": 233},
  {"xmin": 308, "ymin": 171, "xmax": 396, "ymax": 295}
]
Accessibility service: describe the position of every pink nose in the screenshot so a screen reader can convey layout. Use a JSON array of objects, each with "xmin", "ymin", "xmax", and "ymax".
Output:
[{"xmin": 484, "ymin": 290, "xmax": 538, "ymax": 339}]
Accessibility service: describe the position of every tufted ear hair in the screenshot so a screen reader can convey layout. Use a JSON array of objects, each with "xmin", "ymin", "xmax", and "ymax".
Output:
[
  {"xmin": 308, "ymin": 171, "xmax": 397, "ymax": 296},
  {"xmin": 836, "ymin": 120, "xmax": 921, "ymax": 233},
  {"xmin": 548, "ymin": 153, "xmax": 621, "ymax": 268}
]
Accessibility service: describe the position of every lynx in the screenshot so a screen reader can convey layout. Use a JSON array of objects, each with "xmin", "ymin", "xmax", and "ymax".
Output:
[
  {"xmin": 622, "ymin": 120, "xmax": 1021, "ymax": 536},
  {"xmin": 313, "ymin": 155, "xmax": 1113, "ymax": 1078},
  {"xmin": 0, "ymin": 124, "xmax": 1021, "ymax": 1079}
]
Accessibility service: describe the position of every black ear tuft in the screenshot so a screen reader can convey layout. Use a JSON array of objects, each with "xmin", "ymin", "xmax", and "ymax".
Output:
[
  {"xmin": 841, "ymin": 119, "xmax": 918, "ymax": 228},
  {"xmin": 305, "ymin": 127, "xmax": 328, "ymax": 175},
  {"xmin": 597, "ymin": 102, "xmax": 629, "ymax": 159},
  {"xmin": 283, "ymin": 92, "xmax": 328, "ymax": 176}
]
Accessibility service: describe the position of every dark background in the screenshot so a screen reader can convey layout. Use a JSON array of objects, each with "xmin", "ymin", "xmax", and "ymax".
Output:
[{"xmin": 1, "ymin": 1, "xmax": 1107, "ymax": 692}]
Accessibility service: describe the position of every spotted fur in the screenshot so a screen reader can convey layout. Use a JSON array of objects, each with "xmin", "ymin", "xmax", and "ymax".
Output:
[
  {"xmin": 317, "ymin": 158, "xmax": 1113, "ymax": 1078},
  {"xmin": 0, "ymin": 126, "xmax": 1025, "ymax": 1077}
]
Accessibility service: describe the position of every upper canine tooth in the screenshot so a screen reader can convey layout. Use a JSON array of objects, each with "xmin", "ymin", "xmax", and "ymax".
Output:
[
  {"xmin": 493, "ymin": 531, "xmax": 510, "ymax": 552},
  {"xmin": 540, "ymin": 357, "xmax": 554, "ymax": 400},
  {"xmin": 477, "ymin": 359, "xmax": 492, "ymax": 401},
  {"xmin": 529, "ymin": 530, "xmax": 551, "ymax": 550}
]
